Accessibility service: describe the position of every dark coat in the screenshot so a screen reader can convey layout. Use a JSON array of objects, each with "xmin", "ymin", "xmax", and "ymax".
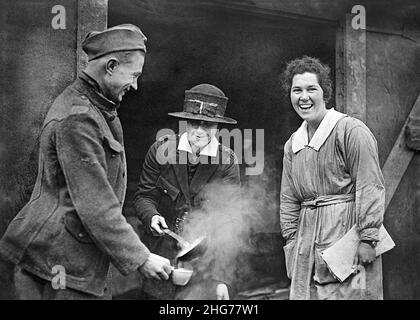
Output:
[
  {"xmin": 134, "ymin": 134, "xmax": 241, "ymax": 299},
  {"xmin": 0, "ymin": 73, "xmax": 150, "ymax": 297}
]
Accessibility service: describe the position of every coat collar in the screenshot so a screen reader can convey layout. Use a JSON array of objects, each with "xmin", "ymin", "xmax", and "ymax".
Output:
[
  {"xmin": 177, "ymin": 132, "xmax": 219, "ymax": 157},
  {"xmin": 74, "ymin": 72, "xmax": 119, "ymax": 121},
  {"xmin": 292, "ymin": 108, "xmax": 347, "ymax": 153},
  {"xmin": 171, "ymin": 134, "xmax": 220, "ymax": 200}
]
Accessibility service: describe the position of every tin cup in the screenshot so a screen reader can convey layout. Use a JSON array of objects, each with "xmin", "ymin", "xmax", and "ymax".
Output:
[{"xmin": 171, "ymin": 267, "xmax": 193, "ymax": 286}]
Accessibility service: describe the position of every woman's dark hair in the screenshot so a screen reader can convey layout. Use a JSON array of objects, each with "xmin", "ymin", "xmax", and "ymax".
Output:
[{"xmin": 282, "ymin": 56, "xmax": 333, "ymax": 107}]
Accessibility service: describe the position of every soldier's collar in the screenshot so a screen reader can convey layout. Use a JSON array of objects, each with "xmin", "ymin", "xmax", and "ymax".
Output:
[{"xmin": 76, "ymin": 72, "xmax": 120, "ymax": 115}]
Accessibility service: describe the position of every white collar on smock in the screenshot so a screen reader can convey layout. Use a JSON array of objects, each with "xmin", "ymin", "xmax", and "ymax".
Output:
[
  {"xmin": 291, "ymin": 108, "xmax": 346, "ymax": 154},
  {"xmin": 177, "ymin": 132, "xmax": 219, "ymax": 157}
]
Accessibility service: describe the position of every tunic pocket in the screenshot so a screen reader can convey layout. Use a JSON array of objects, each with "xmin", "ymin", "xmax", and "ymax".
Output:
[
  {"xmin": 104, "ymin": 136, "xmax": 124, "ymax": 154},
  {"xmin": 46, "ymin": 212, "xmax": 100, "ymax": 280},
  {"xmin": 156, "ymin": 175, "xmax": 180, "ymax": 201},
  {"xmin": 314, "ymin": 243, "xmax": 340, "ymax": 284},
  {"xmin": 64, "ymin": 213, "xmax": 93, "ymax": 244},
  {"xmin": 103, "ymin": 136, "xmax": 124, "ymax": 184},
  {"xmin": 283, "ymin": 240, "xmax": 296, "ymax": 279}
]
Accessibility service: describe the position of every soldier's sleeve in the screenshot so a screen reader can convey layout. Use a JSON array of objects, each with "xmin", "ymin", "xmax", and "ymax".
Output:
[
  {"xmin": 56, "ymin": 110, "xmax": 150, "ymax": 276},
  {"xmin": 133, "ymin": 140, "xmax": 164, "ymax": 229}
]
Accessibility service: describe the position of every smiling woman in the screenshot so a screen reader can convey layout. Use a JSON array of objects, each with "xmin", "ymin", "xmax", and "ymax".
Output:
[
  {"xmin": 282, "ymin": 56, "xmax": 334, "ymax": 139},
  {"xmin": 279, "ymin": 56, "xmax": 386, "ymax": 300},
  {"xmin": 186, "ymin": 120, "xmax": 218, "ymax": 155},
  {"xmin": 282, "ymin": 55, "xmax": 333, "ymax": 106},
  {"xmin": 290, "ymin": 72, "xmax": 327, "ymax": 138}
]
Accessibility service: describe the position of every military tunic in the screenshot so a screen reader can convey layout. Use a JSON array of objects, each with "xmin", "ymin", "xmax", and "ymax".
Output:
[{"xmin": 0, "ymin": 73, "xmax": 150, "ymax": 298}]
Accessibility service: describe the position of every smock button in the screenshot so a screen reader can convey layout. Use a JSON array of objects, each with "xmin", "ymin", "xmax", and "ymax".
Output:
[
  {"xmin": 163, "ymin": 189, "xmax": 168, "ymax": 194},
  {"xmin": 81, "ymin": 95, "xmax": 87, "ymax": 100},
  {"xmin": 78, "ymin": 233, "xmax": 84, "ymax": 238}
]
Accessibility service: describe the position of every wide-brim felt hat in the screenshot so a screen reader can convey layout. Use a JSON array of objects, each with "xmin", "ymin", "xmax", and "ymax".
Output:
[
  {"xmin": 168, "ymin": 84, "xmax": 237, "ymax": 124},
  {"xmin": 82, "ymin": 24, "xmax": 147, "ymax": 61}
]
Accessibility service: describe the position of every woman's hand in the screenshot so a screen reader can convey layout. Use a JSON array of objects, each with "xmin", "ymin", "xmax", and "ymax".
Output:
[
  {"xmin": 356, "ymin": 242, "xmax": 376, "ymax": 265},
  {"xmin": 150, "ymin": 215, "xmax": 168, "ymax": 236},
  {"xmin": 216, "ymin": 283, "xmax": 230, "ymax": 300}
]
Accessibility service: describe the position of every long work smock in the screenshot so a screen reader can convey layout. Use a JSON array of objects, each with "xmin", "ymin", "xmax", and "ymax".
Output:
[{"xmin": 280, "ymin": 109, "xmax": 385, "ymax": 300}]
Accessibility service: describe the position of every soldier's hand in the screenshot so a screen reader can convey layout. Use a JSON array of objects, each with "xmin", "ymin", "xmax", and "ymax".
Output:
[
  {"xmin": 150, "ymin": 215, "xmax": 168, "ymax": 236},
  {"xmin": 138, "ymin": 253, "xmax": 172, "ymax": 281},
  {"xmin": 216, "ymin": 283, "xmax": 230, "ymax": 300}
]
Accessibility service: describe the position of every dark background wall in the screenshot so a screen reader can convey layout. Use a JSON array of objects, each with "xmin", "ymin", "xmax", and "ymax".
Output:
[
  {"xmin": 366, "ymin": 31, "xmax": 420, "ymax": 299},
  {"xmin": 0, "ymin": 0, "xmax": 77, "ymax": 237},
  {"xmin": 0, "ymin": 0, "xmax": 78, "ymax": 298}
]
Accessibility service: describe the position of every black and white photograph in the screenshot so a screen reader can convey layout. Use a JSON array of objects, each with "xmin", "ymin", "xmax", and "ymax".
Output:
[{"xmin": 0, "ymin": 0, "xmax": 419, "ymax": 308}]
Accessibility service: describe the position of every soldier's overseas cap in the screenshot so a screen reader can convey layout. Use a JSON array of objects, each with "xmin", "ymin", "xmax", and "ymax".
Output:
[{"xmin": 82, "ymin": 24, "xmax": 147, "ymax": 61}]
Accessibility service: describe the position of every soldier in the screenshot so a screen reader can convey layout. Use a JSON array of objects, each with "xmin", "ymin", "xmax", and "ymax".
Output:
[
  {"xmin": 134, "ymin": 84, "xmax": 241, "ymax": 300},
  {"xmin": 0, "ymin": 24, "xmax": 172, "ymax": 299}
]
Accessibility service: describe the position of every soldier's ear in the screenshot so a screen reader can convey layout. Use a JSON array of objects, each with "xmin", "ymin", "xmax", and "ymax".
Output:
[{"xmin": 105, "ymin": 58, "xmax": 119, "ymax": 75}]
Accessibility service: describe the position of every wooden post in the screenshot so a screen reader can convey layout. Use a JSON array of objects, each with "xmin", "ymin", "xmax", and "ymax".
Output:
[
  {"xmin": 382, "ymin": 94, "xmax": 420, "ymax": 209},
  {"xmin": 77, "ymin": 0, "xmax": 108, "ymax": 74},
  {"xmin": 335, "ymin": 21, "xmax": 345, "ymax": 113},
  {"xmin": 339, "ymin": 14, "xmax": 367, "ymax": 123}
]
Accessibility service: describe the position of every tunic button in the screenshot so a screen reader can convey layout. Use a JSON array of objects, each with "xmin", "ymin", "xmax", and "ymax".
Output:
[
  {"xmin": 78, "ymin": 233, "xmax": 84, "ymax": 238},
  {"xmin": 163, "ymin": 189, "xmax": 168, "ymax": 194},
  {"xmin": 81, "ymin": 95, "xmax": 87, "ymax": 100}
]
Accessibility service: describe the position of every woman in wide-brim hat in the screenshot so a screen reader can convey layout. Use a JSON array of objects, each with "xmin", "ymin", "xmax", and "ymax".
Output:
[
  {"xmin": 168, "ymin": 83, "xmax": 237, "ymax": 124},
  {"xmin": 168, "ymin": 83, "xmax": 237, "ymax": 156},
  {"xmin": 134, "ymin": 84, "xmax": 241, "ymax": 300}
]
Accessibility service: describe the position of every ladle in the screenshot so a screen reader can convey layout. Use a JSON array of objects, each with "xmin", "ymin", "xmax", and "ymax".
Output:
[{"xmin": 162, "ymin": 228, "xmax": 207, "ymax": 262}]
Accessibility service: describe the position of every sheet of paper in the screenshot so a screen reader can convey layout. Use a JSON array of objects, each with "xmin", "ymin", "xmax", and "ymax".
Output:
[
  {"xmin": 375, "ymin": 225, "xmax": 396, "ymax": 256},
  {"xmin": 320, "ymin": 225, "xmax": 359, "ymax": 282},
  {"xmin": 320, "ymin": 225, "xmax": 395, "ymax": 282}
]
